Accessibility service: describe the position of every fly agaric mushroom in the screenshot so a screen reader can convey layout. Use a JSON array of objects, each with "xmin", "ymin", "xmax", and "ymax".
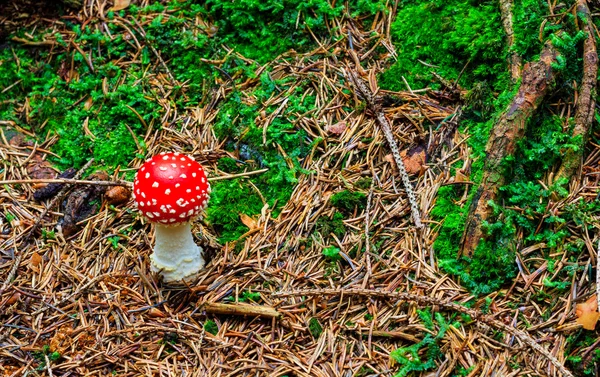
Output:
[{"xmin": 133, "ymin": 152, "xmax": 210, "ymax": 282}]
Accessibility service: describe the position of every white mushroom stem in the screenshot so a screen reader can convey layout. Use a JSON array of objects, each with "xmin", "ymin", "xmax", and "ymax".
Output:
[{"xmin": 150, "ymin": 222, "xmax": 205, "ymax": 282}]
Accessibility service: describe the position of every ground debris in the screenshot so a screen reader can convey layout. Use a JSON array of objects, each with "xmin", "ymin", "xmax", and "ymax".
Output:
[{"xmin": 60, "ymin": 171, "xmax": 108, "ymax": 237}]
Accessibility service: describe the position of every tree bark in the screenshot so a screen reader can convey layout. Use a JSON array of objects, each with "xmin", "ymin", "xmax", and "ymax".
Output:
[
  {"xmin": 499, "ymin": 0, "xmax": 522, "ymax": 81},
  {"xmin": 460, "ymin": 40, "xmax": 559, "ymax": 257},
  {"xmin": 555, "ymin": 0, "xmax": 598, "ymax": 182}
]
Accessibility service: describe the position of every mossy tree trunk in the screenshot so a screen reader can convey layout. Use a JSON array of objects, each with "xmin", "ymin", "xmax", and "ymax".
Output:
[
  {"xmin": 460, "ymin": 41, "xmax": 559, "ymax": 257},
  {"xmin": 554, "ymin": 0, "xmax": 598, "ymax": 182}
]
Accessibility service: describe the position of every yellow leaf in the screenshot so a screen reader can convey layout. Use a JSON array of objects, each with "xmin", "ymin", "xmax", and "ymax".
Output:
[
  {"xmin": 110, "ymin": 0, "xmax": 130, "ymax": 11},
  {"xmin": 240, "ymin": 213, "xmax": 258, "ymax": 230},
  {"xmin": 576, "ymin": 294, "xmax": 600, "ymax": 330}
]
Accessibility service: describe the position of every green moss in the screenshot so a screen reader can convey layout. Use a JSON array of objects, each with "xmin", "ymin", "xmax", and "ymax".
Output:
[
  {"xmin": 308, "ymin": 317, "xmax": 323, "ymax": 338},
  {"xmin": 390, "ymin": 309, "xmax": 449, "ymax": 377},
  {"xmin": 315, "ymin": 211, "xmax": 346, "ymax": 240},
  {"xmin": 322, "ymin": 246, "xmax": 341, "ymax": 262},
  {"xmin": 330, "ymin": 190, "xmax": 367, "ymax": 213},
  {"xmin": 380, "ymin": 0, "xmax": 509, "ymax": 92},
  {"xmin": 204, "ymin": 320, "xmax": 218, "ymax": 335}
]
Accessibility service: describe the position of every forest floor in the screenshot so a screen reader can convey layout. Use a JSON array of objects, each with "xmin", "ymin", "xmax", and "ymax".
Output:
[{"xmin": 1, "ymin": 1, "xmax": 599, "ymax": 376}]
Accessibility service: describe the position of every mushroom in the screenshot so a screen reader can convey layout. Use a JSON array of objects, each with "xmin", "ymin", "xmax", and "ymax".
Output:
[{"xmin": 132, "ymin": 152, "xmax": 210, "ymax": 282}]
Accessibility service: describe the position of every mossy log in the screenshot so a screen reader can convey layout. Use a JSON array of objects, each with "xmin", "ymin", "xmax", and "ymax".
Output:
[
  {"xmin": 460, "ymin": 40, "xmax": 559, "ymax": 257},
  {"xmin": 555, "ymin": 0, "xmax": 598, "ymax": 182}
]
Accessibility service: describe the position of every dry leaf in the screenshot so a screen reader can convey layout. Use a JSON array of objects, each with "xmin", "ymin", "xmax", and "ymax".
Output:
[
  {"xmin": 400, "ymin": 145, "xmax": 427, "ymax": 175},
  {"xmin": 576, "ymin": 294, "xmax": 600, "ymax": 330},
  {"xmin": 326, "ymin": 121, "xmax": 347, "ymax": 135},
  {"xmin": 240, "ymin": 213, "xmax": 258, "ymax": 230},
  {"xmin": 31, "ymin": 252, "xmax": 42, "ymax": 267},
  {"xmin": 6, "ymin": 292, "xmax": 20, "ymax": 305},
  {"xmin": 110, "ymin": 0, "xmax": 130, "ymax": 11}
]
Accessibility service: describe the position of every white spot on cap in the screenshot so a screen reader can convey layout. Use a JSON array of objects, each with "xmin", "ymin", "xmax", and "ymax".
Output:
[
  {"xmin": 168, "ymin": 176, "xmax": 173, "ymax": 180},
  {"xmin": 165, "ymin": 189, "xmax": 171, "ymax": 195},
  {"xmin": 146, "ymin": 212, "xmax": 154, "ymax": 219},
  {"xmin": 191, "ymin": 198, "xmax": 196, "ymax": 203},
  {"xmin": 147, "ymin": 201, "xmax": 151, "ymax": 206},
  {"xmin": 180, "ymin": 174, "xmax": 187, "ymax": 179},
  {"xmin": 180, "ymin": 157, "xmax": 186, "ymax": 161},
  {"xmin": 136, "ymin": 189, "xmax": 140, "ymax": 195},
  {"xmin": 141, "ymin": 166, "xmax": 145, "ymax": 171},
  {"xmin": 171, "ymin": 157, "xmax": 176, "ymax": 161},
  {"xmin": 192, "ymin": 172, "xmax": 197, "ymax": 178},
  {"xmin": 162, "ymin": 155, "xmax": 169, "ymax": 160},
  {"xmin": 159, "ymin": 219, "xmax": 168, "ymax": 224},
  {"xmin": 186, "ymin": 189, "xmax": 192, "ymax": 193},
  {"xmin": 171, "ymin": 163, "xmax": 177, "ymax": 168},
  {"xmin": 196, "ymin": 186, "xmax": 200, "ymax": 190},
  {"xmin": 187, "ymin": 209, "xmax": 194, "ymax": 216},
  {"xmin": 201, "ymin": 177, "xmax": 206, "ymax": 183},
  {"xmin": 169, "ymin": 209, "xmax": 176, "ymax": 214},
  {"xmin": 145, "ymin": 172, "xmax": 150, "ymax": 179},
  {"xmin": 180, "ymin": 165, "xmax": 185, "ymax": 168},
  {"xmin": 169, "ymin": 218, "xmax": 176, "ymax": 223},
  {"xmin": 141, "ymin": 192, "xmax": 146, "ymax": 198},
  {"xmin": 151, "ymin": 162, "xmax": 156, "ymax": 165},
  {"xmin": 135, "ymin": 180, "xmax": 139, "ymax": 185},
  {"xmin": 139, "ymin": 202, "xmax": 145, "ymax": 207},
  {"xmin": 174, "ymin": 152, "xmax": 180, "ymax": 156},
  {"xmin": 159, "ymin": 167, "xmax": 167, "ymax": 171},
  {"xmin": 160, "ymin": 205, "xmax": 167, "ymax": 213},
  {"xmin": 175, "ymin": 183, "xmax": 180, "ymax": 188},
  {"xmin": 152, "ymin": 199, "xmax": 157, "ymax": 205},
  {"xmin": 179, "ymin": 213, "xmax": 187, "ymax": 218},
  {"xmin": 153, "ymin": 212, "xmax": 160, "ymax": 217},
  {"xmin": 187, "ymin": 163, "xmax": 191, "ymax": 166},
  {"xmin": 152, "ymin": 182, "xmax": 159, "ymax": 188},
  {"xmin": 160, "ymin": 152, "xmax": 166, "ymax": 155}
]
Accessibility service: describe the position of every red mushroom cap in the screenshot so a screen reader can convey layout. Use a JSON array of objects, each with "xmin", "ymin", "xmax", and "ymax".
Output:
[{"xmin": 132, "ymin": 152, "xmax": 210, "ymax": 224}]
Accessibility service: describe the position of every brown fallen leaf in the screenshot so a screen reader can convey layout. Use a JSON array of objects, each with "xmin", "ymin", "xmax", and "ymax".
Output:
[
  {"xmin": 576, "ymin": 294, "xmax": 600, "ymax": 330},
  {"xmin": 31, "ymin": 252, "xmax": 42, "ymax": 267},
  {"xmin": 6, "ymin": 292, "xmax": 20, "ymax": 305},
  {"xmin": 400, "ymin": 145, "xmax": 427, "ymax": 175},
  {"xmin": 326, "ymin": 121, "xmax": 347, "ymax": 135},
  {"xmin": 110, "ymin": 0, "xmax": 130, "ymax": 11}
]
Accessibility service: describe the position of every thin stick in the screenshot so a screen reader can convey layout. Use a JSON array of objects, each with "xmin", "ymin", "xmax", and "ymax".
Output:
[
  {"xmin": 0, "ymin": 168, "xmax": 269, "ymax": 187},
  {"xmin": 346, "ymin": 70, "xmax": 423, "ymax": 227},
  {"xmin": 0, "ymin": 178, "xmax": 132, "ymax": 187},
  {"xmin": 597, "ymin": 238, "xmax": 599, "ymax": 311},
  {"xmin": 201, "ymin": 302, "xmax": 281, "ymax": 319},
  {"xmin": 273, "ymin": 288, "xmax": 574, "ymax": 377}
]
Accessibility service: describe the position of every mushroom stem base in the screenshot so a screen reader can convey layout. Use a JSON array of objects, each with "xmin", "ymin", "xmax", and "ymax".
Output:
[{"xmin": 150, "ymin": 222, "xmax": 205, "ymax": 282}]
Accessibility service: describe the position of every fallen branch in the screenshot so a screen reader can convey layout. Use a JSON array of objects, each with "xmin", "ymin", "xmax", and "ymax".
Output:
[
  {"xmin": 346, "ymin": 69, "xmax": 423, "ymax": 228},
  {"xmin": 460, "ymin": 39, "xmax": 559, "ymax": 257},
  {"xmin": 0, "ymin": 168, "xmax": 269, "ymax": 188},
  {"xmin": 273, "ymin": 288, "xmax": 574, "ymax": 377},
  {"xmin": 201, "ymin": 302, "xmax": 281, "ymax": 319},
  {"xmin": 555, "ymin": 0, "xmax": 598, "ymax": 181}
]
